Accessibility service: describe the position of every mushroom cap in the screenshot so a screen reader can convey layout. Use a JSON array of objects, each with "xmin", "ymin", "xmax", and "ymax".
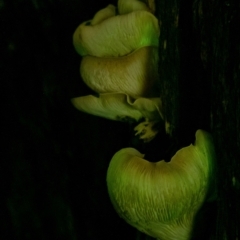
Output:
[
  {"xmin": 80, "ymin": 46, "xmax": 159, "ymax": 99},
  {"xmin": 118, "ymin": 0, "xmax": 151, "ymax": 14},
  {"xmin": 107, "ymin": 130, "xmax": 216, "ymax": 240},
  {"xmin": 71, "ymin": 93, "xmax": 162, "ymax": 122},
  {"xmin": 73, "ymin": 9, "xmax": 159, "ymax": 57}
]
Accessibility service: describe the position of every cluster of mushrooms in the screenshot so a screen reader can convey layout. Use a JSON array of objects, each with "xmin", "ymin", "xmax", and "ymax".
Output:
[{"xmin": 71, "ymin": 0, "xmax": 216, "ymax": 239}]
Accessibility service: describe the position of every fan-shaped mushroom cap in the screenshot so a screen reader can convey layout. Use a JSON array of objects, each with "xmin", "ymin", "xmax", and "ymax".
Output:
[
  {"xmin": 80, "ymin": 47, "xmax": 159, "ymax": 99},
  {"xmin": 71, "ymin": 93, "xmax": 162, "ymax": 122},
  {"xmin": 73, "ymin": 9, "xmax": 159, "ymax": 57},
  {"xmin": 107, "ymin": 130, "xmax": 216, "ymax": 240}
]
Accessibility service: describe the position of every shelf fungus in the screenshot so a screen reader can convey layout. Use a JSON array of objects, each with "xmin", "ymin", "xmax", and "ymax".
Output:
[
  {"xmin": 71, "ymin": 0, "xmax": 162, "ymax": 142},
  {"xmin": 107, "ymin": 130, "xmax": 216, "ymax": 240},
  {"xmin": 71, "ymin": 2, "xmax": 216, "ymax": 239},
  {"xmin": 73, "ymin": 3, "xmax": 159, "ymax": 57}
]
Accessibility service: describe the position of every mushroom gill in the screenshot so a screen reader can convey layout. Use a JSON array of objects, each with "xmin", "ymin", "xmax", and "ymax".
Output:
[{"xmin": 107, "ymin": 130, "xmax": 216, "ymax": 240}]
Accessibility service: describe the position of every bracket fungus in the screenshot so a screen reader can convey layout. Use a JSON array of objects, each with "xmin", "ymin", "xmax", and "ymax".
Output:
[
  {"xmin": 80, "ymin": 46, "xmax": 159, "ymax": 99},
  {"xmin": 71, "ymin": 1, "xmax": 216, "ymax": 239},
  {"xmin": 71, "ymin": 0, "xmax": 162, "ymax": 142},
  {"xmin": 73, "ymin": 2, "xmax": 159, "ymax": 57},
  {"xmin": 107, "ymin": 130, "xmax": 216, "ymax": 240}
]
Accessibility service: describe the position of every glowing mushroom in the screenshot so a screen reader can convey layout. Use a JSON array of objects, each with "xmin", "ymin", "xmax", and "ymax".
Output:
[
  {"xmin": 72, "ymin": 93, "xmax": 163, "ymax": 142},
  {"xmin": 72, "ymin": 0, "xmax": 163, "ymax": 141},
  {"xmin": 80, "ymin": 46, "xmax": 159, "ymax": 99},
  {"xmin": 107, "ymin": 130, "xmax": 216, "ymax": 240},
  {"xmin": 72, "ymin": 5, "xmax": 159, "ymax": 57},
  {"xmin": 71, "ymin": 93, "xmax": 162, "ymax": 122}
]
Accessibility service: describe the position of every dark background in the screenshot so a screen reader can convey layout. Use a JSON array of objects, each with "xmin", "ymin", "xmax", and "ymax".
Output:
[{"xmin": 1, "ymin": 0, "xmax": 240, "ymax": 239}]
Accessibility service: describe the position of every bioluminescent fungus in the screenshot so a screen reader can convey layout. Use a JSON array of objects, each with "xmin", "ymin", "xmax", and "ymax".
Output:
[
  {"xmin": 72, "ymin": 0, "xmax": 162, "ymax": 142},
  {"xmin": 71, "ymin": 2, "xmax": 216, "ymax": 239},
  {"xmin": 107, "ymin": 130, "xmax": 216, "ymax": 240},
  {"xmin": 73, "ymin": 3, "xmax": 159, "ymax": 57}
]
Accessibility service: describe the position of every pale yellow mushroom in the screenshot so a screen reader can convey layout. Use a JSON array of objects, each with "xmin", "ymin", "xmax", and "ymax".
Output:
[
  {"xmin": 71, "ymin": 93, "xmax": 162, "ymax": 122},
  {"xmin": 107, "ymin": 130, "xmax": 216, "ymax": 240},
  {"xmin": 72, "ymin": 0, "xmax": 162, "ymax": 141},
  {"xmin": 80, "ymin": 46, "xmax": 159, "ymax": 99},
  {"xmin": 73, "ymin": 8, "xmax": 159, "ymax": 57}
]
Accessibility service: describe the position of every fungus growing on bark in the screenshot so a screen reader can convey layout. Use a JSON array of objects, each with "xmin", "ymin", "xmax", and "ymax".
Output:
[
  {"xmin": 107, "ymin": 130, "xmax": 216, "ymax": 240},
  {"xmin": 71, "ymin": 2, "xmax": 216, "ymax": 239},
  {"xmin": 71, "ymin": 0, "xmax": 162, "ymax": 142},
  {"xmin": 72, "ymin": 5, "xmax": 159, "ymax": 57},
  {"xmin": 79, "ymin": 46, "xmax": 159, "ymax": 99}
]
